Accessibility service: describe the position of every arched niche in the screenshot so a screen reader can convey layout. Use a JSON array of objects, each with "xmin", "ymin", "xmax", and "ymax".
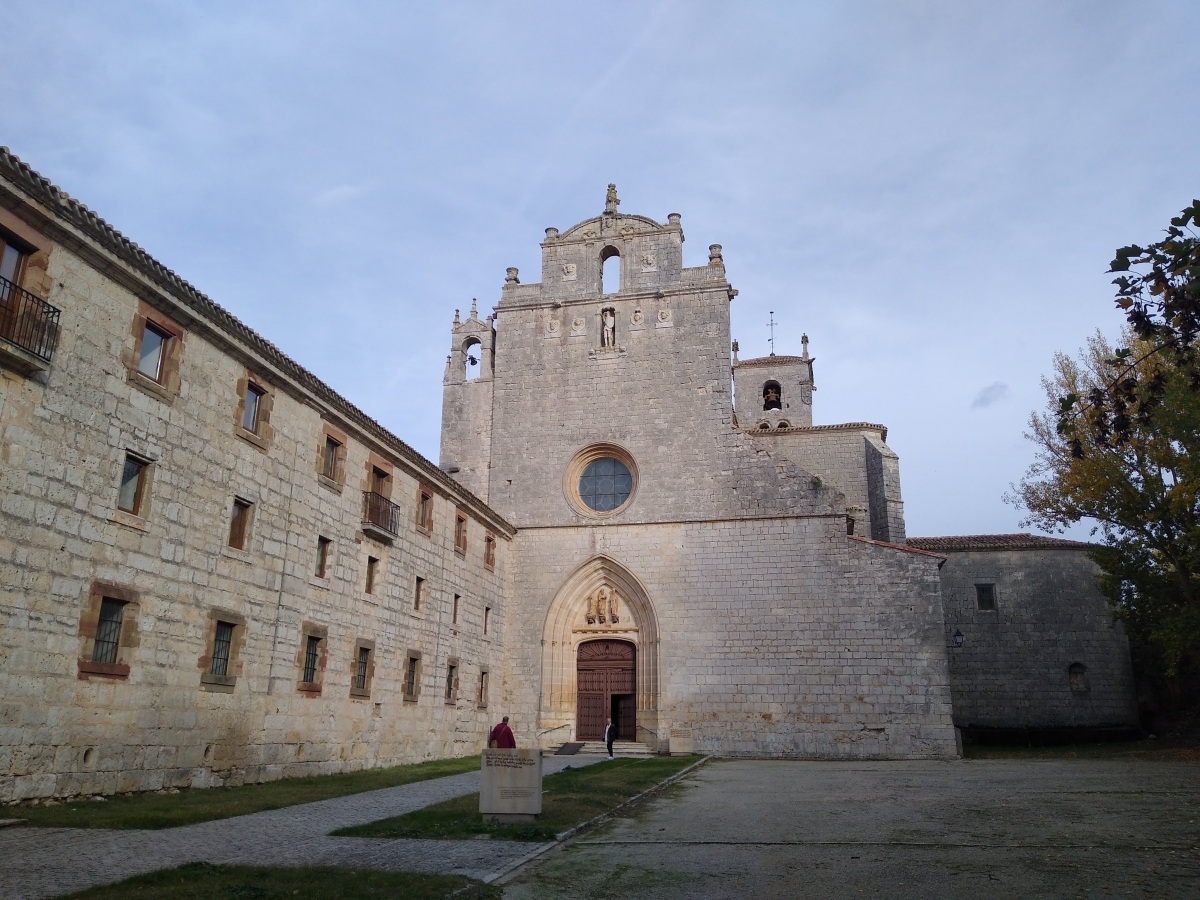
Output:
[
  {"xmin": 539, "ymin": 555, "xmax": 659, "ymax": 745},
  {"xmin": 600, "ymin": 245, "xmax": 621, "ymax": 294}
]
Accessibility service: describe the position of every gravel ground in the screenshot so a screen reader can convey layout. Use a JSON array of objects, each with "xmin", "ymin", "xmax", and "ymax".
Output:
[
  {"xmin": 503, "ymin": 758, "xmax": 1200, "ymax": 900},
  {"xmin": 0, "ymin": 755, "xmax": 602, "ymax": 900}
]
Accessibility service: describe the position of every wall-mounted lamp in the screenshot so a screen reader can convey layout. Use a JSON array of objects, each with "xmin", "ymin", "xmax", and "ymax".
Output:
[{"xmin": 953, "ymin": 630, "xmax": 964, "ymax": 648}]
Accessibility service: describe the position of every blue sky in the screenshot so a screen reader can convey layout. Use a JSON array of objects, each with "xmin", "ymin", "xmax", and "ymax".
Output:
[{"xmin": 4, "ymin": 2, "xmax": 1198, "ymax": 538}]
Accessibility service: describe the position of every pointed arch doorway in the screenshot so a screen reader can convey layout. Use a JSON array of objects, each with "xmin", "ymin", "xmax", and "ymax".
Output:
[{"xmin": 576, "ymin": 640, "xmax": 636, "ymax": 741}]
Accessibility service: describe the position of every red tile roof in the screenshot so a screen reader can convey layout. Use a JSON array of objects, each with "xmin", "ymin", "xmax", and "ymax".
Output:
[{"xmin": 906, "ymin": 533, "xmax": 1094, "ymax": 552}]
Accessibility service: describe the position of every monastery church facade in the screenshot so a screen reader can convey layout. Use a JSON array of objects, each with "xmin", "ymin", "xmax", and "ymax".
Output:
[{"xmin": 0, "ymin": 155, "xmax": 1137, "ymax": 802}]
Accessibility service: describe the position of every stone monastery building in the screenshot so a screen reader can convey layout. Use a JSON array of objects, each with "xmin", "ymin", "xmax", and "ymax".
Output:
[{"xmin": 0, "ymin": 153, "xmax": 1138, "ymax": 802}]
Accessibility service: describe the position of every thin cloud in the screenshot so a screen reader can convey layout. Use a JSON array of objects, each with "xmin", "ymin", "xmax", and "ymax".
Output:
[{"xmin": 972, "ymin": 382, "xmax": 1009, "ymax": 409}]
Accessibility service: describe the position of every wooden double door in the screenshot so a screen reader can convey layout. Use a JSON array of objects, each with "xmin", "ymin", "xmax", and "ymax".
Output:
[{"xmin": 576, "ymin": 640, "xmax": 636, "ymax": 742}]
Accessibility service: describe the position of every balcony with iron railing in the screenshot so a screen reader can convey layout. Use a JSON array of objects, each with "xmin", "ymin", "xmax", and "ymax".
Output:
[
  {"xmin": 0, "ymin": 275, "xmax": 61, "ymax": 373},
  {"xmin": 362, "ymin": 490, "xmax": 402, "ymax": 543}
]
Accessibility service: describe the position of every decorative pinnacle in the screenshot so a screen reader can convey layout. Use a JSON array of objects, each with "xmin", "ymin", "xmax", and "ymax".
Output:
[
  {"xmin": 453, "ymin": 308, "xmax": 460, "ymax": 325},
  {"xmin": 802, "ymin": 333, "xmax": 809, "ymax": 360},
  {"xmin": 469, "ymin": 298, "xmax": 478, "ymax": 318}
]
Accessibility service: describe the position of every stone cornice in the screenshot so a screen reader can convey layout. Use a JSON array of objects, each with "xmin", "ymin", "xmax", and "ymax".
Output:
[
  {"xmin": 740, "ymin": 422, "xmax": 889, "ymax": 442},
  {"xmin": 0, "ymin": 146, "xmax": 514, "ymax": 538}
]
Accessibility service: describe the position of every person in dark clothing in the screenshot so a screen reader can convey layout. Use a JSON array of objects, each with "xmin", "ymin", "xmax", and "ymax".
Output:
[
  {"xmin": 489, "ymin": 716, "xmax": 516, "ymax": 749},
  {"xmin": 604, "ymin": 717, "xmax": 617, "ymax": 759}
]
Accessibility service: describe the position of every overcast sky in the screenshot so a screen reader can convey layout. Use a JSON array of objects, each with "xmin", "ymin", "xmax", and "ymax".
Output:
[{"xmin": 4, "ymin": 2, "xmax": 1198, "ymax": 538}]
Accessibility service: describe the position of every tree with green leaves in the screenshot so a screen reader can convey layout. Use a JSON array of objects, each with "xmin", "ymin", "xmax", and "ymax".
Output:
[{"xmin": 1011, "ymin": 201, "xmax": 1200, "ymax": 698}]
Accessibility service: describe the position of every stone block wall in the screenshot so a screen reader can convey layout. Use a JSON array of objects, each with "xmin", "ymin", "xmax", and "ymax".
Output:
[
  {"xmin": 0, "ymin": 162, "xmax": 512, "ymax": 802},
  {"xmin": 935, "ymin": 547, "xmax": 1138, "ymax": 730}
]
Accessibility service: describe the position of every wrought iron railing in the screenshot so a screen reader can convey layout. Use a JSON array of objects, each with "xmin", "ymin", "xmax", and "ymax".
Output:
[
  {"xmin": 362, "ymin": 491, "xmax": 401, "ymax": 536},
  {"xmin": 0, "ymin": 275, "xmax": 60, "ymax": 364}
]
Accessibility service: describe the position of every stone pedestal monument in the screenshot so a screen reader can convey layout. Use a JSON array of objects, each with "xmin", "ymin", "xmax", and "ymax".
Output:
[{"xmin": 480, "ymin": 748, "xmax": 543, "ymax": 823}]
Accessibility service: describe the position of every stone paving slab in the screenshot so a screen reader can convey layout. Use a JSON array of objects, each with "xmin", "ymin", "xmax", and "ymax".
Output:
[
  {"xmin": 0, "ymin": 755, "xmax": 602, "ymax": 900},
  {"xmin": 504, "ymin": 759, "xmax": 1200, "ymax": 899}
]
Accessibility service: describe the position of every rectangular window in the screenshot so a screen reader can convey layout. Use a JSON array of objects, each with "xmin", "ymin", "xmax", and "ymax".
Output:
[
  {"xmin": 370, "ymin": 466, "xmax": 390, "ymax": 496},
  {"xmin": 484, "ymin": 606, "xmax": 491, "ymax": 635},
  {"xmin": 975, "ymin": 583, "xmax": 997, "ymax": 611},
  {"xmin": 454, "ymin": 513, "xmax": 467, "ymax": 555},
  {"xmin": 242, "ymin": 383, "xmax": 266, "ymax": 433},
  {"xmin": 355, "ymin": 646, "xmax": 371, "ymax": 691},
  {"xmin": 322, "ymin": 435, "xmax": 340, "ymax": 480},
  {"xmin": 478, "ymin": 670, "xmax": 489, "ymax": 707},
  {"xmin": 484, "ymin": 534, "xmax": 496, "ymax": 571},
  {"xmin": 137, "ymin": 322, "xmax": 170, "ymax": 381},
  {"xmin": 445, "ymin": 664, "xmax": 458, "ymax": 703},
  {"xmin": 416, "ymin": 487, "xmax": 433, "ymax": 533},
  {"xmin": 404, "ymin": 655, "xmax": 419, "ymax": 699},
  {"xmin": 315, "ymin": 537, "xmax": 331, "ymax": 578},
  {"xmin": 117, "ymin": 454, "xmax": 147, "ymax": 515},
  {"xmin": 302, "ymin": 634, "xmax": 321, "ymax": 683},
  {"xmin": 0, "ymin": 236, "xmax": 28, "ymax": 287},
  {"xmin": 452, "ymin": 594, "xmax": 460, "ymax": 625},
  {"xmin": 414, "ymin": 576, "xmax": 424, "ymax": 610},
  {"xmin": 228, "ymin": 498, "xmax": 252, "ymax": 550},
  {"xmin": 366, "ymin": 556, "xmax": 379, "ymax": 594},
  {"xmin": 210, "ymin": 621, "xmax": 235, "ymax": 676},
  {"xmin": 92, "ymin": 598, "xmax": 126, "ymax": 664}
]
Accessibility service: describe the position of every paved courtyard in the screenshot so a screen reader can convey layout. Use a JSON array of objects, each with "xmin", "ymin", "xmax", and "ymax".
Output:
[
  {"xmin": 0, "ymin": 755, "xmax": 601, "ymax": 900},
  {"xmin": 505, "ymin": 758, "xmax": 1200, "ymax": 899}
]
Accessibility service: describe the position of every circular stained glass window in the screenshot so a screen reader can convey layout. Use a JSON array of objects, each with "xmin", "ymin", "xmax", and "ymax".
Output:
[{"xmin": 578, "ymin": 458, "xmax": 633, "ymax": 512}]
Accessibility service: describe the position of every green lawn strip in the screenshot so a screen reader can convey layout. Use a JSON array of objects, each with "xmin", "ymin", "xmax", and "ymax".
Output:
[
  {"xmin": 334, "ymin": 754, "xmax": 701, "ymax": 843},
  {"xmin": 52, "ymin": 861, "xmax": 500, "ymax": 899},
  {"xmin": 16, "ymin": 755, "xmax": 482, "ymax": 830}
]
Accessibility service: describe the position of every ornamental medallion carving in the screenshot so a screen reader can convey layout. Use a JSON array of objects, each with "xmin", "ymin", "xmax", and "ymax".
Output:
[
  {"xmin": 630, "ymin": 308, "xmax": 645, "ymax": 326},
  {"xmin": 562, "ymin": 263, "xmax": 577, "ymax": 282},
  {"xmin": 657, "ymin": 309, "xmax": 673, "ymax": 324},
  {"xmin": 801, "ymin": 385, "xmax": 813, "ymax": 405},
  {"xmin": 570, "ymin": 317, "xmax": 586, "ymax": 337},
  {"xmin": 640, "ymin": 253, "xmax": 657, "ymax": 272},
  {"xmin": 546, "ymin": 318, "xmax": 561, "ymax": 336}
]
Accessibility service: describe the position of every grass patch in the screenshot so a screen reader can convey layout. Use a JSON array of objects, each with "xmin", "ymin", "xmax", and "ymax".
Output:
[
  {"xmin": 15, "ymin": 755, "xmax": 482, "ymax": 830},
  {"xmin": 334, "ymin": 755, "xmax": 702, "ymax": 843},
  {"xmin": 52, "ymin": 861, "xmax": 500, "ymax": 899}
]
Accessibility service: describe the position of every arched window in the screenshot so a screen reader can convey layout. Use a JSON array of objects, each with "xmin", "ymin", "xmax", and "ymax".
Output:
[
  {"xmin": 463, "ymin": 338, "xmax": 481, "ymax": 381},
  {"xmin": 600, "ymin": 246, "xmax": 621, "ymax": 295},
  {"xmin": 1068, "ymin": 663, "xmax": 1088, "ymax": 691},
  {"xmin": 757, "ymin": 422, "xmax": 770, "ymax": 430},
  {"xmin": 763, "ymin": 381, "xmax": 782, "ymax": 411},
  {"xmin": 777, "ymin": 421, "xmax": 790, "ymax": 429}
]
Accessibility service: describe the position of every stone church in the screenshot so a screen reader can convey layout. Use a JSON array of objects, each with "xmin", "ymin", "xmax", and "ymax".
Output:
[{"xmin": 0, "ymin": 154, "xmax": 1137, "ymax": 803}]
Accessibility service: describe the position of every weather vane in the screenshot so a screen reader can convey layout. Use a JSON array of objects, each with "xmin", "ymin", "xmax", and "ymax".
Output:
[{"xmin": 767, "ymin": 311, "xmax": 777, "ymax": 357}]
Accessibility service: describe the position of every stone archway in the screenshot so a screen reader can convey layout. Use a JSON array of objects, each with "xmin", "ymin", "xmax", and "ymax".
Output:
[
  {"xmin": 576, "ymin": 639, "xmax": 636, "ymax": 741},
  {"xmin": 539, "ymin": 556, "xmax": 659, "ymax": 748}
]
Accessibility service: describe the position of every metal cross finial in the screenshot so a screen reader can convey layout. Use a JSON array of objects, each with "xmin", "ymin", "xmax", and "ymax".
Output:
[{"xmin": 767, "ymin": 311, "xmax": 777, "ymax": 357}]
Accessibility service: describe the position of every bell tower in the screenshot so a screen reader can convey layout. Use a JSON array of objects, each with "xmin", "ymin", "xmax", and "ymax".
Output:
[{"xmin": 438, "ymin": 299, "xmax": 494, "ymax": 500}]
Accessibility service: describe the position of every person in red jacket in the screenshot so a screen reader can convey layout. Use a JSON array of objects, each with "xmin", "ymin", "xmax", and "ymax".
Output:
[{"xmin": 489, "ymin": 716, "xmax": 516, "ymax": 749}]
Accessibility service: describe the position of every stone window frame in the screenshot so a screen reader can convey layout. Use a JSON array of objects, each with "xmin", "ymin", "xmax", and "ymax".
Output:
[
  {"xmin": 350, "ymin": 638, "xmax": 376, "ymax": 699},
  {"xmin": 1068, "ymin": 662, "xmax": 1089, "ymax": 692},
  {"xmin": 477, "ymin": 666, "xmax": 489, "ymax": 708},
  {"xmin": 416, "ymin": 484, "xmax": 434, "ymax": 536},
  {"xmin": 563, "ymin": 442, "xmax": 639, "ymax": 520},
  {"xmin": 973, "ymin": 581, "xmax": 999, "ymax": 613},
  {"xmin": 114, "ymin": 449, "xmax": 155, "ymax": 524},
  {"xmin": 233, "ymin": 370, "xmax": 275, "ymax": 453},
  {"xmin": 413, "ymin": 575, "xmax": 425, "ymax": 612},
  {"xmin": 314, "ymin": 535, "xmax": 332, "ymax": 579},
  {"xmin": 365, "ymin": 554, "xmax": 380, "ymax": 595},
  {"xmin": 444, "ymin": 657, "xmax": 460, "ymax": 705},
  {"xmin": 454, "ymin": 509, "xmax": 468, "ymax": 556},
  {"xmin": 484, "ymin": 606, "xmax": 491, "ymax": 636},
  {"xmin": 124, "ymin": 300, "xmax": 184, "ymax": 406},
  {"xmin": 483, "ymin": 533, "xmax": 496, "ymax": 572},
  {"xmin": 365, "ymin": 452, "xmax": 394, "ymax": 500},
  {"xmin": 452, "ymin": 593, "xmax": 460, "ymax": 625},
  {"xmin": 77, "ymin": 581, "xmax": 140, "ymax": 681},
  {"xmin": 197, "ymin": 608, "xmax": 247, "ymax": 693},
  {"xmin": 296, "ymin": 622, "xmax": 329, "ymax": 695},
  {"xmin": 402, "ymin": 649, "xmax": 423, "ymax": 702},
  {"xmin": 317, "ymin": 423, "xmax": 348, "ymax": 493}
]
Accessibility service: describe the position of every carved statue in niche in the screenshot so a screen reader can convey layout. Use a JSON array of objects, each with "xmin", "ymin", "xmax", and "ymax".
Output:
[
  {"xmin": 608, "ymin": 588, "xmax": 620, "ymax": 624},
  {"xmin": 601, "ymin": 307, "xmax": 616, "ymax": 348},
  {"xmin": 585, "ymin": 591, "xmax": 597, "ymax": 625},
  {"xmin": 595, "ymin": 587, "xmax": 610, "ymax": 624}
]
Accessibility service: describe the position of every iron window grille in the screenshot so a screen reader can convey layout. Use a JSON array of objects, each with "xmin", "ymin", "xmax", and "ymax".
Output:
[
  {"xmin": 92, "ymin": 599, "xmax": 126, "ymax": 664},
  {"xmin": 363, "ymin": 491, "xmax": 402, "ymax": 536},
  {"xmin": 0, "ymin": 274, "xmax": 61, "ymax": 365},
  {"xmin": 302, "ymin": 635, "xmax": 321, "ymax": 683},
  {"xmin": 355, "ymin": 647, "xmax": 371, "ymax": 691},
  {"xmin": 210, "ymin": 621, "xmax": 234, "ymax": 676},
  {"xmin": 404, "ymin": 656, "xmax": 419, "ymax": 698}
]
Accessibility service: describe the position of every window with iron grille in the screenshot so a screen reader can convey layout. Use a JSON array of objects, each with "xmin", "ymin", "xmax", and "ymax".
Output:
[
  {"xmin": 355, "ymin": 646, "xmax": 371, "ymax": 691},
  {"xmin": 0, "ymin": 234, "xmax": 28, "ymax": 287},
  {"xmin": 404, "ymin": 655, "xmax": 419, "ymax": 699},
  {"xmin": 92, "ymin": 598, "xmax": 126, "ymax": 664},
  {"xmin": 210, "ymin": 621, "xmax": 235, "ymax": 676},
  {"xmin": 302, "ymin": 634, "xmax": 321, "ymax": 683},
  {"xmin": 975, "ymin": 583, "xmax": 997, "ymax": 611},
  {"xmin": 445, "ymin": 664, "xmax": 458, "ymax": 703}
]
